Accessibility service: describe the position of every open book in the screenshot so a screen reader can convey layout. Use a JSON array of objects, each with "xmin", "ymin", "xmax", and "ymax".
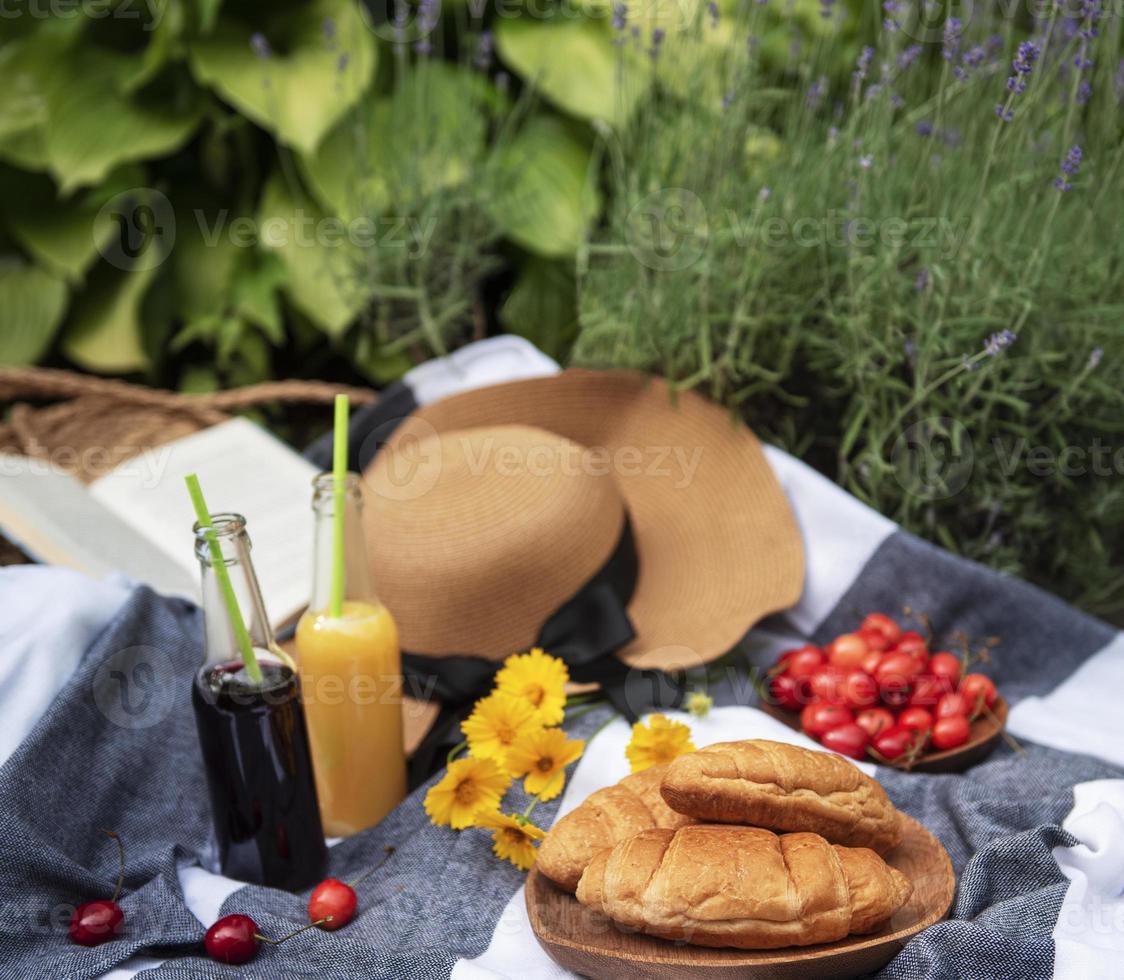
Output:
[{"xmin": 0, "ymin": 418, "xmax": 318, "ymax": 629}]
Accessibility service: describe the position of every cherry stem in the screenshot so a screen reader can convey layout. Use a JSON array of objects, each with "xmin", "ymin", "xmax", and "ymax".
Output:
[
  {"xmin": 347, "ymin": 845, "xmax": 396, "ymax": 889},
  {"xmin": 99, "ymin": 829, "xmax": 125, "ymax": 904},
  {"xmin": 257, "ymin": 919, "xmax": 330, "ymax": 945}
]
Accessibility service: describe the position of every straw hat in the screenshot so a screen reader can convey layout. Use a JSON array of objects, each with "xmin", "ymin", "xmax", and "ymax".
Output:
[{"xmin": 361, "ymin": 369, "xmax": 803, "ymax": 673}]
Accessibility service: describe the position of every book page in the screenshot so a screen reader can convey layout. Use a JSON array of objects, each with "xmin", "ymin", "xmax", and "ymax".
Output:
[
  {"xmin": 89, "ymin": 418, "xmax": 319, "ymax": 628},
  {"xmin": 0, "ymin": 455, "xmax": 197, "ymax": 600}
]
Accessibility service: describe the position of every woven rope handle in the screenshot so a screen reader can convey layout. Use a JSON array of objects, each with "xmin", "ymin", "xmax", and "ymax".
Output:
[{"xmin": 0, "ymin": 367, "xmax": 378, "ymax": 412}]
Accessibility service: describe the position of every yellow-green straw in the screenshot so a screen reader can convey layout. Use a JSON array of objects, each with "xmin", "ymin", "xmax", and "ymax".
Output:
[
  {"xmin": 185, "ymin": 473, "xmax": 262, "ymax": 683},
  {"xmin": 330, "ymin": 394, "xmax": 348, "ymax": 618}
]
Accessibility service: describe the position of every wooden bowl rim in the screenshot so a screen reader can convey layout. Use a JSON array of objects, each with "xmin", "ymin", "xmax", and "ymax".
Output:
[
  {"xmin": 527, "ymin": 812, "xmax": 956, "ymax": 969},
  {"xmin": 761, "ymin": 697, "xmax": 1008, "ymax": 771}
]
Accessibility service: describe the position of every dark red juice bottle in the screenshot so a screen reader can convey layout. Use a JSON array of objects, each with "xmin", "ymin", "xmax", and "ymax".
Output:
[{"xmin": 191, "ymin": 513, "xmax": 326, "ymax": 890}]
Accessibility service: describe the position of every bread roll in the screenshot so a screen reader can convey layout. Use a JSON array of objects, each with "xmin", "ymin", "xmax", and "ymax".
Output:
[
  {"xmin": 537, "ymin": 765, "xmax": 694, "ymax": 892},
  {"xmin": 575, "ymin": 825, "xmax": 912, "ymax": 949},
  {"xmin": 661, "ymin": 740, "xmax": 902, "ymax": 853}
]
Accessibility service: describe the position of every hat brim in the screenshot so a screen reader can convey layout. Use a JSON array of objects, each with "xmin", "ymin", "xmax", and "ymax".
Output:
[{"xmin": 399, "ymin": 369, "xmax": 804, "ymax": 672}]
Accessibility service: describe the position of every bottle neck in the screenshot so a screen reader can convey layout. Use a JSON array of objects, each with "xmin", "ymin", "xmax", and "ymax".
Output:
[
  {"xmin": 309, "ymin": 472, "xmax": 376, "ymax": 614},
  {"xmin": 194, "ymin": 514, "xmax": 278, "ymax": 667}
]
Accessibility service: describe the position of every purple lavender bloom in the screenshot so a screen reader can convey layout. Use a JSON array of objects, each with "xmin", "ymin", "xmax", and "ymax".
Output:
[
  {"xmin": 807, "ymin": 75, "xmax": 827, "ymax": 109},
  {"xmin": 1077, "ymin": 80, "xmax": 1092, "ymax": 105},
  {"xmin": 1054, "ymin": 144, "xmax": 1083, "ymax": 191},
  {"xmin": 854, "ymin": 46, "xmax": 874, "ymax": 83},
  {"xmin": 474, "ymin": 30, "xmax": 493, "ymax": 70},
  {"xmin": 943, "ymin": 17, "xmax": 962, "ymax": 62},
  {"xmin": 611, "ymin": 0, "xmax": 627, "ymax": 31},
  {"xmin": 984, "ymin": 330, "xmax": 1017, "ymax": 356},
  {"xmin": 916, "ymin": 120, "xmax": 934, "ymax": 137},
  {"xmin": 649, "ymin": 28, "xmax": 665, "ymax": 60},
  {"xmin": 322, "ymin": 18, "xmax": 337, "ymax": 42},
  {"xmin": 897, "ymin": 44, "xmax": 922, "ymax": 71},
  {"xmin": 414, "ymin": 0, "xmax": 440, "ymax": 55},
  {"xmin": 1007, "ymin": 41, "xmax": 1040, "ymax": 94},
  {"xmin": 915, "ymin": 267, "xmax": 930, "ymax": 291},
  {"xmin": 858, "ymin": 154, "xmax": 873, "ymax": 170},
  {"xmin": 707, "ymin": 0, "xmax": 719, "ymax": 27},
  {"xmin": 250, "ymin": 32, "xmax": 272, "ymax": 60},
  {"xmin": 1088, "ymin": 347, "xmax": 1104, "ymax": 369},
  {"xmin": 819, "ymin": 0, "xmax": 835, "ymax": 19}
]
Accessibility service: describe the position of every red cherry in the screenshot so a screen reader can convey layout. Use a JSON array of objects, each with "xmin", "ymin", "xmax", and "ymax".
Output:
[
  {"xmin": 786, "ymin": 646, "xmax": 826, "ymax": 678},
  {"xmin": 69, "ymin": 900, "xmax": 124, "ymax": 947},
  {"xmin": 768, "ymin": 672, "xmax": 808, "ymax": 711},
  {"xmin": 935, "ymin": 692, "xmax": 970, "ymax": 718},
  {"xmin": 928, "ymin": 652, "xmax": 962, "ymax": 686},
  {"xmin": 841, "ymin": 669, "xmax": 879, "ymax": 709},
  {"xmin": 959, "ymin": 673, "xmax": 998, "ymax": 712},
  {"xmin": 205, "ymin": 914, "xmax": 260, "ymax": 965},
  {"xmin": 931, "ymin": 714, "xmax": 971, "ymax": 750},
  {"xmin": 872, "ymin": 725, "xmax": 920, "ymax": 761},
  {"xmin": 827, "ymin": 633, "xmax": 869, "ymax": 670},
  {"xmin": 860, "ymin": 613, "xmax": 902, "ymax": 645},
  {"xmin": 860, "ymin": 651, "xmax": 884, "ymax": 675},
  {"xmin": 858, "ymin": 627, "xmax": 892, "ymax": 653},
  {"xmin": 909, "ymin": 674, "xmax": 952, "ymax": 708},
  {"xmin": 800, "ymin": 702, "xmax": 854, "ymax": 738},
  {"xmin": 308, "ymin": 879, "xmax": 357, "ymax": 931},
  {"xmin": 855, "ymin": 707, "xmax": 895, "ymax": 739},
  {"xmin": 893, "ymin": 631, "xmax": 928, "ymax": 660},
  {"xmin": 876, "ymin": 652, "xmax": 924, "ymax": 682},
  {"xmin": 899, "ymin": 706, "xmax": 934, "ymax": 733},
  {"xmin": 821, "ymin": 723, "xmax": 870, "ymax": 760},
  {"xmin": 809, "ymin": 665, "xmax": 847, "ymax": 703}
]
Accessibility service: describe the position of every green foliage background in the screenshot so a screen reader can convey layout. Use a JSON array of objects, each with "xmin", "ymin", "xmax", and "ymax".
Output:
[{"xmin": 1, "ymin": 0, "xmax": 1122, "ymax": 619}]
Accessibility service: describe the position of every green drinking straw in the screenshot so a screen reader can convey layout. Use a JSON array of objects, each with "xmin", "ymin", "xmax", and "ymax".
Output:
[
  {"xmin": 185, "ymin": 473, "xmax": 262, "ymax": 683},
  {"xmin": 330, "ymin": 393, "xmax": 348, "ymax": 618}
]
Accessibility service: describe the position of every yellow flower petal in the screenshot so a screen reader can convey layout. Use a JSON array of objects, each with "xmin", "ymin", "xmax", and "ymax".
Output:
[
  {"xmin": 625, "ymin": 713, "xmax": 696, "ymax": 773},
  {"xmin": 495, "ymin": 648, "xmax": 569, "ymax": 726},
  {"xmin": 461, "ymin": 691, "xmax": 543, "ymax": 773},
  {"xmin": 424, "ymin": 757, "xmax": 511, "ymax": 830},
  {"xmin": 476, "ymin": 811, "xmax": 545, "ymax": 871},
  {"xmin": 506, "ymin": 727, "xmax": 585, "ymax": 802}
]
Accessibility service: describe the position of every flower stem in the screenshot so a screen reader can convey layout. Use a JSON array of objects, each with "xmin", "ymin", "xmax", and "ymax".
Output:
[{"xmin": 446, "ymin": 740, "xmax": 468, "ymax": 766}]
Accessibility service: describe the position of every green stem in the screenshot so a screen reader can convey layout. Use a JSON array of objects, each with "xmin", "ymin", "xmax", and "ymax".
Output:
[{"xmin": 446, "ymin": 740, "xmax": 468, "ymax": 766}]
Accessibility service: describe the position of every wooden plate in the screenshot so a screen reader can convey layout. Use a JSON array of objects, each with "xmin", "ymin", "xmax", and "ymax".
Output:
[
  {"xmin": 527, "ymin": 813, "xmax": 954, "ymax": 980},
  {"xmin": 761, "ymin": 698, "xmax": 1008, "ymax": 774}
]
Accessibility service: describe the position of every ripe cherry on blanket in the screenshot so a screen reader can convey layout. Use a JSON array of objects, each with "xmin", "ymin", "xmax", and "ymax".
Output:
[{"xmin": 69, "ymin": 830, "xmax": 126, "ymax": 947}]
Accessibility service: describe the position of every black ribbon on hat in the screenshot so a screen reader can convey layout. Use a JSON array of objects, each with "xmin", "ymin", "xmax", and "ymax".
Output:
[{"xmin": 402, "ymin": 517, "xmax": 687, "ymax": 784}]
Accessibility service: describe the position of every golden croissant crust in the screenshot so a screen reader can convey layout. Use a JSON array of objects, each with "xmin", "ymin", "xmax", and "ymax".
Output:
[
  {"xmin": 660, "ymin": 740, "xmax": 902, "ymax": 853},
  {"xmin": 575, "ymin": 825, "xmax": 913, "ymax": 949},
  {"xmin": 536, "ymin": 765, "xmax": 694, "ymax": 892}
]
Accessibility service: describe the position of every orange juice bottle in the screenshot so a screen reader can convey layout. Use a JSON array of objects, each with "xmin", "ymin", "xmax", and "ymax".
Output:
[{"xmin": 295, "ymin": 473, "xmax": 406, "ymax": 836}]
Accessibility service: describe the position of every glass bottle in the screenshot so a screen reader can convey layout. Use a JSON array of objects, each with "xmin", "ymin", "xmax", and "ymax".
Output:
[
  {"xmin": 295, "ymin": 473, "xmax": 406, "ymax": 836},
  {"xmin": 191, "ymin": 513, "xmax": 326, "ymax": 890}
]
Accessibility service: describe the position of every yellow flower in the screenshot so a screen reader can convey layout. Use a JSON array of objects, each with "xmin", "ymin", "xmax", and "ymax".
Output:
[
  {"xmin": 495, "ymin": 647, "xmax": 569, "ymax": 726},
  {"xmin": 685, "ymin": 690, "xmax": 713, "ymax": 718},
  {"xmin": 625, "ymin": 714, "xmax": 697, "ymax": 773},
  {"xmin": 461, "ymin": 692, "xmax": 543, "ymax": 772},
  {"xmin": 476, "ymin": 811, "xmax": 546, "ymax": 871},
  {"xmin": 506, "ymin": 728, "xmax": 585, "ymax": 802},
  {"xmin": 424, "ymin": 757, "xmax": 511, "ymax": 830}
]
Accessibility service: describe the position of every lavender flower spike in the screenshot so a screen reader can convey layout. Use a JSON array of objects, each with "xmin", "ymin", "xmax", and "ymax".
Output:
[
  {"xmin": 250, "ymin": 32, "xmax": 272, "ymax": 60},
  {"xmin": 1054, "ymin": 144, "xmax": 1084, "ymax": 192},
  {"xmin": 984, "ymin": 330, "xmax": 1017, "ymax": 356}
]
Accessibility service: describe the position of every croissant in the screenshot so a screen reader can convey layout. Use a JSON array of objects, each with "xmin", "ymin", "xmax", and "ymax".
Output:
[
  {"xmin": 661, "ymin": 740, "xmax": 902, "ymax": 854},
  {"xmin": 536, "ymin": 765, "xmax": 694, "ymax": 892},
  {"xmin": 575, "ymin": 825, "xmax": 913, "ymax": 949}
]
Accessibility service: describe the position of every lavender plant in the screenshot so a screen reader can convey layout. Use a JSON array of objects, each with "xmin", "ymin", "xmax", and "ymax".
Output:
[{"xmin": 574, "ymin": 0, "xmax": 1124, "ymax": 616}]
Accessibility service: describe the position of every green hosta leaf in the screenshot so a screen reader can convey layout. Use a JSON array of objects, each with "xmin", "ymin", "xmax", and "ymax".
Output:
[
  {"xmin": 301, "ymin": 61, "xmax": 489, "ymax": 222},
  {"xmin": 189, "ymin": 0, "xmax": 376, "ymax": 155},
  {"xmin": 257, "ymin": 173, "xmax": 367, "ymax": 336},
  {"xmin": 500, "ymin": 257, "xmax": 578, "ymax": 360},
  {"xmin": 0, "ymin": 259, "xmax": 68, "ymax": 366},
  {"xmin": 494, "ymin": 16, "xmax": 647, "ymax": 126},
  {"xmin": 62, "ymin": 261, "xmax": 159, "ymax": 373},
  {"xmin": 196, "ymin": 0, "xmax": 223, "ymax": 33},
  {"xmin": 486, "ymin": 116, "xmax": 601, "ymax": 257},
  {"xmin": 1, "ymin": 165, "xmax": 147, "ymax": 282},
  {"xmin": 121, "ymin": 0, "xmax": 189, "ymax": 95},
  {"xmin": 172, "ymin": 196, "xmax": 245, "ymax": 322},
  {"xmin": 232, "ymin": 250, "xmax": 286, "ymax": 343}
]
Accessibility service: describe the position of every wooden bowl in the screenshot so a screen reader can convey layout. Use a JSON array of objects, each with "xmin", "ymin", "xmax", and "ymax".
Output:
[
  {"xmin": 760, "ymin": 698, "xmax": 1008, "ymax": 774},
  {"xmin": 527, "ymin": 813, "xmax": 954, "ymax": 980}
]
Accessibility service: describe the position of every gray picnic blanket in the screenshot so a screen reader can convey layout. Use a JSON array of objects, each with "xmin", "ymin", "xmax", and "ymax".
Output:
[{"xmin": 1, "ymin": 349, "xmax": 1122, "ymax": 978}]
